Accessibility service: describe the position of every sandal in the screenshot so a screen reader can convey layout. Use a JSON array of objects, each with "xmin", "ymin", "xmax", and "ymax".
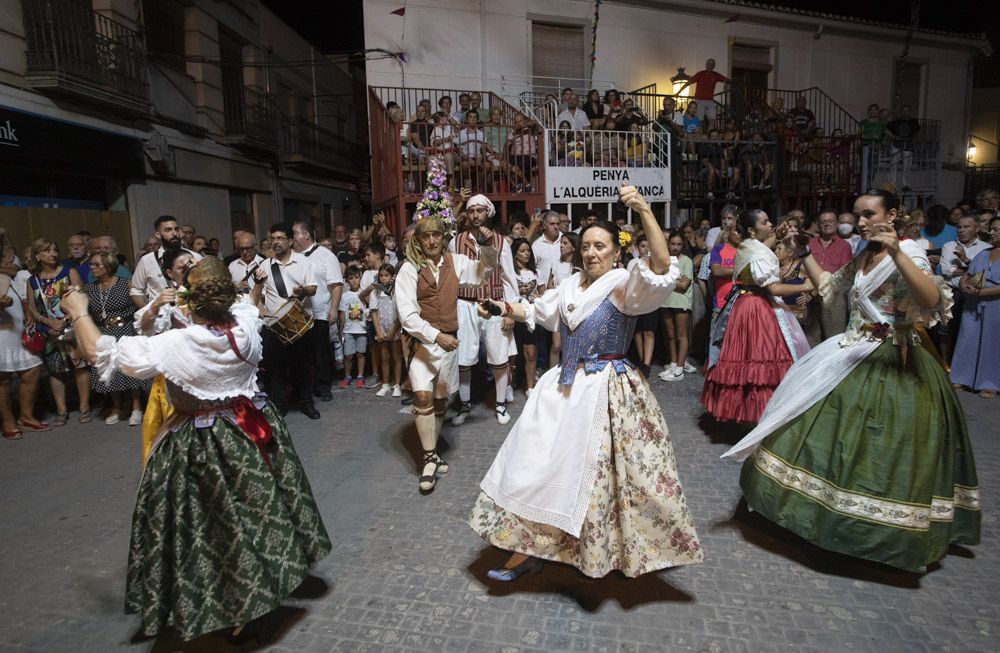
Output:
[
  {"xmin": 418, "ymin": 450, "xmax": 441, "ymax": 494},
  {"xmin": 18, "ymin": 417, "xmax": 52, "ymax": 432},
  {"xmin": 2, "ymin": 428, "xmax": 23, "ymax": 440},
  {"xmin": 979, "ymin": 390, "xmax": 997, "ymax": 398},
  {"xmin": 78, "ymin": 409, "xmax": 92, "ymax": 424},
  {"xmin": 53, "ymin": 412, "xmax": 69, "ymax": 428}
]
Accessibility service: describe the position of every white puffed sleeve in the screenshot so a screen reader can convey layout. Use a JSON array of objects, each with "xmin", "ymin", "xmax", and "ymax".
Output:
[
  {"xmin": 522, "ymin": 285, "xmax": 562, "ymax": 333},
  {"xmin": 618, "ymin": 257, "xmax": 679, "ymax": 316},
  {"xmin": 748, "ymin": 256, "xmax": 781, "ymax": 287},
  {"xmin": 95, "ymin": 334, "xmax": 164, "ymax": 385}
]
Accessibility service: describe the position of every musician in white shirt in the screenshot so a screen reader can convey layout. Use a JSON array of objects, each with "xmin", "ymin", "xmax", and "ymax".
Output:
[
  {"xmin": 257, "ymin": 224, "xmax": 319, "ymax": 419},
  {"xmin": 228, "ymin": 233, "xmax": 264, "ymax": 291},
  {"xmin": 130, "ymin": 216, "xmax": 202, "ymax": 308}
]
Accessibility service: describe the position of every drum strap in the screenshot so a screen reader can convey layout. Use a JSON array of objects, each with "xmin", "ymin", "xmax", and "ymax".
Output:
[{"xmin": 271, "ymin": 261, "xmax": 289, "ymax": 298}]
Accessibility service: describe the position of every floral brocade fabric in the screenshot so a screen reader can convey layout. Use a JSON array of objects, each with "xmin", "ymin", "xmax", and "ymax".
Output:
[{"xmin": 469, "ymin": 367, "xmax": 703, "ymax": 577}]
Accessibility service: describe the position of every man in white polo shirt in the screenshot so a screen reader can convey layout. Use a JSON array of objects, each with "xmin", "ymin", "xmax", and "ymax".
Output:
[
  {"xmin": 258, "ymin": 223, "xmax": 319, "ymax": 419},
  {"xmin": 292, "ymin": 219, "xmax": 344, "ymax": 402},
  {"xmin": 130, "ymin": 215, "xmax": 202, "ymax": 308},
  {"xmin": 532, "ymin": 210, "xmax": 563, "ymax": 289}
]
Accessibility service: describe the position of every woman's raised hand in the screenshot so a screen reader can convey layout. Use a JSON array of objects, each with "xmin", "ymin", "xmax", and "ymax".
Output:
[{"xmin": 618, "ymin": 185, "xmax": 649, "ymax": 213}]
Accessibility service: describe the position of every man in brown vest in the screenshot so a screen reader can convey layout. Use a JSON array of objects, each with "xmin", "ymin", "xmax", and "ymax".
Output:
[
  {"xmin": 396, "ymin": 214, "xmax": 497, "ymax": 493},
  {"xmin": 449, "ymin": 194, "xmax": 520, "ymax": 426}
]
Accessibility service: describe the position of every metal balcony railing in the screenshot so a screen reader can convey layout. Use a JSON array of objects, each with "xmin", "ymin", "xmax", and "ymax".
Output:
[
  {"xmin": 280, "ymin": 116, "xmax": 359, "ymax": 173},
  {"xmin": 22, "ymin": 0, "xmax": 149, "ymax": 114},
  {"xmin": 223, "ymin": 84, "xmax": 277, "ymax": 151}
]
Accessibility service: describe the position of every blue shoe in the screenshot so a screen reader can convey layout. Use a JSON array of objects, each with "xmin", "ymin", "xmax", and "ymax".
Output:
[{"xmin": 487, "ymin": 558, "xmax": 543, "ymax": 581}]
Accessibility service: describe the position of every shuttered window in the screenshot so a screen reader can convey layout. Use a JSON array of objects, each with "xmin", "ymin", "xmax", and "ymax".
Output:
[{"xmin": 532, "ymin": 22, "xmax": 585, "ymax": 89}]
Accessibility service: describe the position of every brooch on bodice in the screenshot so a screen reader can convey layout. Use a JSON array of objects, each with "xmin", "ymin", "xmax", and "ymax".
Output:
[{"xmin": 567, "ymin": 303, "xmax": 576, "ymax": 312}]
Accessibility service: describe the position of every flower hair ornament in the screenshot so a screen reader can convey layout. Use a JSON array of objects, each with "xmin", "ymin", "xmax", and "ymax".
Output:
[
  {"xmin": 413, "ymin": 155, "xmax": 456, "ymax": 233},
  {"xmin": 618, "ymin": 231, "xmax": 632, "ymax": 248}
]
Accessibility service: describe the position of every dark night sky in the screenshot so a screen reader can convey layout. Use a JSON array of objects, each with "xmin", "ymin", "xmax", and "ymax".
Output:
[{"xmin": 262, "ymin": 0, "xmax": 999, "ymax": 54}]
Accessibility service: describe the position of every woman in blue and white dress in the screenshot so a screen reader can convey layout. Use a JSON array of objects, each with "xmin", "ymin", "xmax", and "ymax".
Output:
[{"xmin": 469, "ymin": 187, "xmax": 704, "ymax": 581}]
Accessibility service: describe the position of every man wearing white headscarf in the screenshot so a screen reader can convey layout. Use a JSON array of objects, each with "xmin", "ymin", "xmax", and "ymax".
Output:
[{"xmin": 449, "ymin": 194, "xmax": 520, "ymax": 425}]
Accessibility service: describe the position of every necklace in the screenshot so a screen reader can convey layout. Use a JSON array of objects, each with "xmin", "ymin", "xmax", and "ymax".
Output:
[{"xmin": 97, "ymin": 278, "xmax": 115, "ymax": 320}]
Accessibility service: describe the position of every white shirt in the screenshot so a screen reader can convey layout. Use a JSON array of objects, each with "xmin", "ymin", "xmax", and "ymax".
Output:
[
  {"xmin": 704, "ymin": 227, "xmax": 722, "ymax": 250},
  {"xmin": 339, "ymin": 289, "xmax": 368, "ymax": 334},
  {"xmin": 941, "ymin": 238, "xmax": 990, "ymax": 288},
  {"xmin": 557, "ymin": 108, "xmax": 591, "ymax": 131},
  {"xmin": 130, "ymin": 247, "xmax": 203, "ymax": 303},
  {"xmin": 395, "ymin": 253, "xmax": 483, "ymax": 345},
  {"xmin": 228, "ymin": 254, "xmax": 264, "ymax": 290},
  {"xmin": 260, "ymin": 252, "xmax": 317, "ymax": 316},
  {"xmin": 298, "ymin": 243, "xmax": 344, "ymax": 321},
  {"xmin": 532, "ymin": 234, "xmax": 562, "ymax": 287}
]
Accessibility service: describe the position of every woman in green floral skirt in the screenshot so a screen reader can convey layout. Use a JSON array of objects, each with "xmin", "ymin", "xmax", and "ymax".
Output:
[
  {"xmin": 724, "ymin": 190, "xmax": 979, "ymax": 572},
  {"xmin": 61, "ymin": 257, "xmax": 330, "ymax": 641}
]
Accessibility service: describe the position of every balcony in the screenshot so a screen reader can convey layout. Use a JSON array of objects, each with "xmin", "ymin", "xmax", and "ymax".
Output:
[
  {"xmin": 22, "ymin": 0, "xmax": 149, "ymax": 115},
  {"xmin": 280, "ymin": 116, "xmax": 360, "ymax": 176},
  {"xmin": 223, "ymin": 84, "xmax": 277, "ymax": 153}
]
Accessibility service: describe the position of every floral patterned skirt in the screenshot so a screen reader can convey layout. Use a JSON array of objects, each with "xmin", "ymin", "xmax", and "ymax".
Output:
[{"xmin": 469, "ymin": 367, "xmax": 704, "ymax": 578}]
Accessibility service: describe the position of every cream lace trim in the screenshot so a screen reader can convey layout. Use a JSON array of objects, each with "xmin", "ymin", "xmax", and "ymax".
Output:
[{"xmin": 752, "ymin": 448, "xmax": 980, "ymax": 531}]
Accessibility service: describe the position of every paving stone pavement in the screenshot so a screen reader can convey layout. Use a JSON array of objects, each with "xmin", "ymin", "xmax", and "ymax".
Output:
[{"xmin": 0, "ymin": 368, "xmax": 996, "ymax": 653}]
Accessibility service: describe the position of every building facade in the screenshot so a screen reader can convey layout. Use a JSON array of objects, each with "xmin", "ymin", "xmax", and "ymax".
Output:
[
  {"xmin": 0, "ymin": 0, "xmax": 366, "ymax": 261},
  {"xmin": 364, "ymin": 0, "xmax": 990, "ymax": 206}
]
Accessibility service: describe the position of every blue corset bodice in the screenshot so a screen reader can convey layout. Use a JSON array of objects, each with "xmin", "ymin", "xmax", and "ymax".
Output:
[{"xmin": 558, "ymin": 298, "xmax": 637, "ymax": 385}]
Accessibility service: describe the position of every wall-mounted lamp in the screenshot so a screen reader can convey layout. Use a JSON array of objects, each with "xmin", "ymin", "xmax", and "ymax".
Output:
[
  {"xmin": 967, "ymin": 139, "xmax": 977, "ymax": 163},
  {"xmin": 670, "ymin": 67, "xmax": 691, "ymax": 97}
]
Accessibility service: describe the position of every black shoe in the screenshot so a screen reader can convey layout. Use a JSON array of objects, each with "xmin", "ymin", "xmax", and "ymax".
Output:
[
  {"xmin": 318, "ymin": 390, "xmax": 333, "ymax": 402},
  {"xmin": 301, "ymin": 402, "xmax": 320, "ymax": 420}
]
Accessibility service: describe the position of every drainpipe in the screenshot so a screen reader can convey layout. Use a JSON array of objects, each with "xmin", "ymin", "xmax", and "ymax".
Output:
[{"xmin": 480, "ymin": 1, "xmax": 488, "ymax": 91}]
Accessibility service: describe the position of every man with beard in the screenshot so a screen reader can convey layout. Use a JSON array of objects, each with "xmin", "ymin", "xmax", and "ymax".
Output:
[
  {"xmin": 330, "ymin": 224, "xmax": 350, "ymax": 257},
  {"xmin": 258, "ymin": 224, "xmax": 320, "ymax": 419},
  {"xmin": 395, "ymin": 213, "xmax": 497, "ymax": 493},
  {"xmin": 130, "ymin": 215, "xmax": 203, "ymax": 308},
  {"xmin": 292, "ymin": 220, "xmax": 344, "ymax": 402},
  {"xmin": 448, "ymin": 195, "xmax": 519, "ymax": 426},
  {"xmin": 63, "ymin": 233, "xmax": 91, "ymax": 281}
]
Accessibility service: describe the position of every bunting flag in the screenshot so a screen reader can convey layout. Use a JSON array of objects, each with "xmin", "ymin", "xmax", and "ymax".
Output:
[
  {"xmin": 590, "ymin": 0, "xmax": 602, "ymax": 77},
  {"xmin": 391, "ymin": 7, "xmax": 405, "ymax": 16}
]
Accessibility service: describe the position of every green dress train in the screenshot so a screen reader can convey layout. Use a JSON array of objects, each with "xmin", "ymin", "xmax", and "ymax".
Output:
[{"xmin": 723, "ymin": 240, "xmax": 979, "ymax": 572}]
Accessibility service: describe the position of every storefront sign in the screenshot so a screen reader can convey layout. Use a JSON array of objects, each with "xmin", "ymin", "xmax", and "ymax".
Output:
[
  {"xmin": 546, "ymin": 166, "xmax": 671, "ymax": 203},
  {"xmin": 0, "ymin": 105, "xmax": 144, "ymax": 177}
]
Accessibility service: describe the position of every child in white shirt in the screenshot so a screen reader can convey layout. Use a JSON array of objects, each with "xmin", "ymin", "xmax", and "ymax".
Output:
[{"xmin": 338, "ymin": 268, "xmax": 367, "ymax": 388}]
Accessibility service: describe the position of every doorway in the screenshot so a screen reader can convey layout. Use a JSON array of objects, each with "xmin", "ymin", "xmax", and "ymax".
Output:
[{"xmin": 730, "ymin": 43, "xmax": 774, "ymax": 120}]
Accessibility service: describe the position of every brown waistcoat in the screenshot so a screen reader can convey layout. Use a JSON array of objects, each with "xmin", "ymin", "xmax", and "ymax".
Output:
[{"xmin": 416, "ymin": 253, "xmax": 459, "ymax": 333}]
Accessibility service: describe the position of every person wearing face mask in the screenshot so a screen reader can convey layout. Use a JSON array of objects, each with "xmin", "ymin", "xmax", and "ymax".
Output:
[
  {"xmin": 469, "ymin": 186, "xmax": 702, "ymax": 582},
  {"xmin": 701, "ymin": 210, "xmax": 811, "ymax": 424},
  {"xmin": 837, "ymin": 212, "xmax": 863, "ymax": 254},
  {"xmin": 724, "ymin": 189, "xmax": 978, "ymax": 573},
  {"xmin": 807, "ymin": 210, "xmax": 853, "ymax": 341}
]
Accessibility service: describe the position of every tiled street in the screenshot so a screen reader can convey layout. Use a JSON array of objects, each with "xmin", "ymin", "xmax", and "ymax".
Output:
[{"xmin": 1, "ymin": 370, "xmax": 996, "ymax": 652}]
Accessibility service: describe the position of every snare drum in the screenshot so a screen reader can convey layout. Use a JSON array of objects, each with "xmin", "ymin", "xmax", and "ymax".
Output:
[{"xmin": 266, "ymin": 299, "xmax": 314, "ymax": 345}]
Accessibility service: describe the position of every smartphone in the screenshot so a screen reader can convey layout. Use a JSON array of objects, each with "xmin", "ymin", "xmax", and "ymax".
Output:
[{"xmin": 926, "ymin": 248, "xmax": 942, "ymax": 257}]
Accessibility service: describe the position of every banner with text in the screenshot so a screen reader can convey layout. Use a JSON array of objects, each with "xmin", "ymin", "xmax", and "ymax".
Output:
[{"xmin": 546, "ymin": 166, "xmax": 671, "ymax": 204}]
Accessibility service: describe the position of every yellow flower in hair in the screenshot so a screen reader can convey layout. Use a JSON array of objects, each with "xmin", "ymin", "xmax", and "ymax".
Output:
[{"xmin": 619, "ymin": 231, "xmax": 632, "ymax": 248}]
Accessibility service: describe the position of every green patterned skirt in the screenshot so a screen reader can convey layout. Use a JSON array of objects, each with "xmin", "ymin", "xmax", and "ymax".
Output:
[
  {"xmin": 125, "ymin": 400, "xmax": 331, "ymax": 640},
  {"xmin": 741, "ymin": 341, "xmax": 980, "ymax": 572}
]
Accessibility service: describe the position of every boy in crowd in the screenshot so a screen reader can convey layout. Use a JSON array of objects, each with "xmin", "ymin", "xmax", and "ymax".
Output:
[{"xmin": 339, "ymin": 268, "xmax": 368, "ymax": 388}]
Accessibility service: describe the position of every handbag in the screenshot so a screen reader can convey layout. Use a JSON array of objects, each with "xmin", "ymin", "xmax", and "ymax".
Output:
[{"xmin": 21, "ymin": 325, "xmax": 45, "ymax": 354}]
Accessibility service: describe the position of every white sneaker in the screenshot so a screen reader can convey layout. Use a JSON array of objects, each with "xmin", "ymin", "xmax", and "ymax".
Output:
[
  {"xmin": 391, "ymin": 384, "xmax": 402, "ymax": 397},
  {"xmin": 525, "ymin": 387, "xmax": 533, "ymax": 397},
  {"xmin": 375, "ymin": 384, "xmax": 391, "ymax": 397},
  {"xmin": 658, "ymin": 364, "xmax": 677, "ymax": 381},
  {"xmin": 663, "ymin": 370, "xmax": 684, "ymax": 382},
  {"xmin": 495, "ymin": 403, "xmax": 511, "ymax": 425},
  {"xmin": 105, "ymin": 414, "xmax": 120, "ymax": 425},
  {"xmin": 683, "ymin": 360, "xmax": 698, "ymax": 374},
  {"xmin": 505, "ymin": 386, "xmax": 514, "ymax": 403},
  {"xmin": 128, "ymin": 410, "xmax": 143, "ymax": 426}
]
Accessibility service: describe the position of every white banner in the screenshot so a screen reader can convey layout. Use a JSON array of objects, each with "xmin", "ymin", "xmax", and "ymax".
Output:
[{"xmin": 545, "ymin": 166, "xmax": 671, "ymax": 203}]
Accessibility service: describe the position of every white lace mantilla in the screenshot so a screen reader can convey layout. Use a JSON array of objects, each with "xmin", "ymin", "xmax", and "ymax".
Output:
[{"xmin": 752, "ymin": 448, "xmax": 981, "ymax": 530}]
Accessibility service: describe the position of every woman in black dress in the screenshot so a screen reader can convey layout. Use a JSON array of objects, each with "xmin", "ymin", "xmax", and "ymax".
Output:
[{"xmin": 85, "ymin": 252, "xmax": 146, "ymax": 426}]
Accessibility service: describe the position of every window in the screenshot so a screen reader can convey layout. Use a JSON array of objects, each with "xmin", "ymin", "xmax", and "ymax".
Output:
[
  {"xmin": 143, "ymin": 0, "xmax": 186, "ymax": 72},
  {"xmin": 893, "ymin": 61, "xmax": 925, "ymax": 117},
  {"xmin": 531, "ymin": 23, "xmax": 585, "ymax": 91},
  {"xmin": 229, "ymin": 190, "xmax": 254, "ymax": 233}
]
